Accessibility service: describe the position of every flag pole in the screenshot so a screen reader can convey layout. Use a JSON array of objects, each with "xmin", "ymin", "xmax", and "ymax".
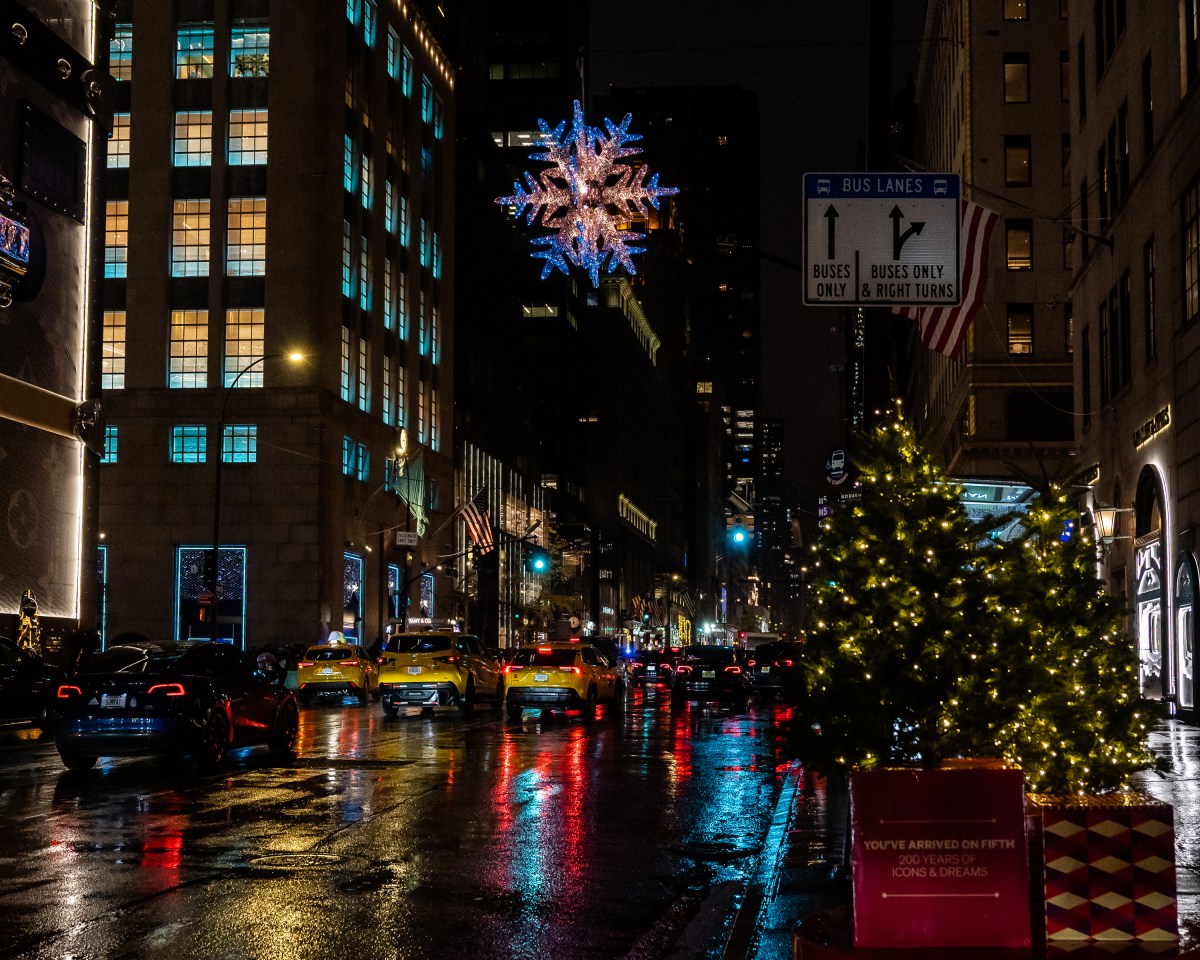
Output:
[{"xmin": 428, "ymin": 485, "xmax": 486, "ymax": 540}]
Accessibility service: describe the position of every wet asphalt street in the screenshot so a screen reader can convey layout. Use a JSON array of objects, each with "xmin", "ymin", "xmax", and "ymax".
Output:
[{"xmin": 0, "ymin": 687, "xmax": 801, "ymax": 960}]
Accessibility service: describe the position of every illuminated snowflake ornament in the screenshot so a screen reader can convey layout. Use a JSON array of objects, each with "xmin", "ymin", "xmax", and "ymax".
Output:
[{"xmin": 495, "ymin": 100, "xmax": 679, "ymax": 288}]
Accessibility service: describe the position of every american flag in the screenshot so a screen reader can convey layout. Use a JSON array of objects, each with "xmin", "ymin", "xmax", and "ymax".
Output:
[
  {"xmin": 461, "ymin": 488, "xmax": 494, "ymax": 554},
  {"xmin": 892, "ymin": 198, "xmax": 1000, "ymax": 358}
]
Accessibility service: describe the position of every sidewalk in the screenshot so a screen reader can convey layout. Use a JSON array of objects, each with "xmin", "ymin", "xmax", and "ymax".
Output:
[{"xmin": 741, "ymin": 720, "xmax": 1200, "ymax": 960}]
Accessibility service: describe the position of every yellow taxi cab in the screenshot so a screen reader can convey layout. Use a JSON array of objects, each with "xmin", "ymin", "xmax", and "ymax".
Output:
[
  {"xmin": 504, "ymin": 641, "xmax": 623, "ymax": 721},
  {"xmin": 296, "ymin": 644, "xmax": 378, "ymax": 705},
  {"xmin": 377, "ymin": 632, "xmax": 503, "ymax": 716}
]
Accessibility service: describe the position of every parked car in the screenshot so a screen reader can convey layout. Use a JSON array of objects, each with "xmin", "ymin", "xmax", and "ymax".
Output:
[
  {"xmin": 671, "ymin": 645, "xmax": 750, "ymax": 710},
  {"xmin": 629, "ymin": 648, "xmax": 678, "ymax": 687},
  {"xmin": 747, "ymin": 641, "xmax": 804, "ymax": 699},
  {"xmin": 296, "ymin": 644, "xmax": 378, "ymax": 705},
  {"xmin": 376, "ymin": 632, "xmax": 503, "ymax": 716},
  {"xmin": 53, "ymin": 639, "xmax": 299, "ymax": 770},
  {"xmin": 0, "ymin": 636, "xmax": 67, "ymax": 727},
  {"xmin": 504, "ymin": 641, "xmax": 622, "ymax": 721}
]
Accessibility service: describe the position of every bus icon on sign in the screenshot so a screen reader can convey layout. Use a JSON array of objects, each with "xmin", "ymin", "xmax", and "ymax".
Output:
[
  {"xmin": 933, "ymin": 178, "xmax": 948, "ymax": 195},
  {"xmin": 817, "ymin": 178, "xmax": 831, "ymax": 195}
]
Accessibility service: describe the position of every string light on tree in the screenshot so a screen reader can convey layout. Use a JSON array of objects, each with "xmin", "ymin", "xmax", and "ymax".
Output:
[{"xmin": 495, "ymin": 100, "xmax": 679, "ymax": 287}]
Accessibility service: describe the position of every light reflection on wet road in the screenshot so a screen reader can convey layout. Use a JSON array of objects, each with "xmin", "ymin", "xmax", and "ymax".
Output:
[{"xmin": 0, "ymin": 687, "xmax": 800, "ymax": 960}]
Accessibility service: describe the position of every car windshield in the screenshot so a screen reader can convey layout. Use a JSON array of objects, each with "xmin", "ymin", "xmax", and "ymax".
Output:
[
  {"xmin": 80, "ymin": 643, "xmax": 192, "ymax": 674},
  {"xmin": 305, "ymin": 647, "xmax": 357, "ymax": 662},
  {"xmin": 385, "ymin": 635, "xmax": 453, "ymax": 654},
  {"xmin": 511, "ymin": 648, "xmax": 577, "ymax": 668}
]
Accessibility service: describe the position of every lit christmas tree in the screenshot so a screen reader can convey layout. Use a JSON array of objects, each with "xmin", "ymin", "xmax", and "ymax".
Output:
[
  {"xmin": 802, "ymin": 412, "xmax": 1156, "ymax": 793},
  {"xmin": 983, "ymin": 477, "xmax": 1157, "ymax": 793}
]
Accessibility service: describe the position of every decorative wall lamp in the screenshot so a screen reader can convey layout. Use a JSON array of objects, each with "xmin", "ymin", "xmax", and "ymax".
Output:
[{"xmin": 1091, "ymin": 503, "xmax": 1134, "ymax": 557}]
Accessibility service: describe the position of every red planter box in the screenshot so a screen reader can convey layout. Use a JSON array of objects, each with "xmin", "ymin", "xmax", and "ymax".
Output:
[{"xmin": 1028, "ymin": 793, "xmax": 1178, "ymax": 943}]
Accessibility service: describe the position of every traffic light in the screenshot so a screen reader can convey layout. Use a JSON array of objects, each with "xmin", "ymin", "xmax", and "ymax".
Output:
[
  {"xmin": 527, "ymin": 547, "xmax": 550, "ymax": 573},
  {"xmin": 729, "ymin": 525, "xmax": 749, "ymax": 546}
]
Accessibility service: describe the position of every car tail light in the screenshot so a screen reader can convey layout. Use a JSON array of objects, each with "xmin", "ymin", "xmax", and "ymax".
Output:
[
  {"xmin": 339, "ymin": 659, "xmax": 358, "ymax": 666},
  {"xmin": 56, "ymin": 684, "xmax": 82, "ymax": 698},
  {"xmin": 299, "ymin": 661, "xmax": 314, "ymax": 668},
  {"xmin": 724, "ymin": 666, "xmax": 742, "ymax": 675},
  {"xmin": 376, "ymin": 657, "xmax": 384, "ymax": 665},
  {"xmin": 559, "ymin": 666, "xmax": 581, "ymax": 674},
  {"xmin": 537, "ymin": 646, "xmax": 552, "ymax": 653},
  {"xmin": 629, "ymin": 661, "xmax": 642, "ymax": 670},
  {"xmin": 674, "ymin": 665, "xmax": 692, "ymax": 675},
  {"xmin": 660, "ymin": 662, "xmax": 672, "ymax": 671},
  {"xmin": 434, "ymin": 655, "xmax": 460, "ymax": 665},
  {"xmin": 504, "ymin": 664, "xmax": 522, "ymax": 674},
  {"xmin": 747, "ymin": 659, "xmax": 757, "ymax": 668},
  {"xmin": 147, "ymin": 683, "xmax": 187, "ymax": 696},
  {"xmin": 781, "ymin": 659, "xmax": 794, "ymax": 667}
]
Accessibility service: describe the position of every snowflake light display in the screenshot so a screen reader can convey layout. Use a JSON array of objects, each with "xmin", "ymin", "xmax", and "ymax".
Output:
[{"xmin": 495, "ymin": 100, "xmax": 679, "ymax": 288}]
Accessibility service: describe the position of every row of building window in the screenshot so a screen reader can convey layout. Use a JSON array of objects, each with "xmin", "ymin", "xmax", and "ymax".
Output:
[
  {"xmin": 110, "ymin": 21, "xmax": 269, "ymax": 83},
  {"xmin": 1002, "ymin": 134, "xmax": 1073, "ymax": 188},
  {"xmin": 108, "ymin": 109, "xmax": 269, "ymax": 169},
  {"xmin": 100, "ymin": 424, "xmax": 258, "ymax": 464},
  {"xmin": 102, "ymin": 308, "xmax": 264, "ymax": 391},
  {"xmin": 104, "ymin": 198, "xmax": 265, "ymax": 279},
  {"xmin": 338, "ymin": 327, "xmax": 441, "ymax": 450}
]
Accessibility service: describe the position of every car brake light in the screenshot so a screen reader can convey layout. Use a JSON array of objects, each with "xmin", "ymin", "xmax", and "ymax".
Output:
[
  {"xmin": 504, "ymin": 664, "xmax": 522, "ymax": 673},
  {"xmin": 724, "ymin": 666, "xmax": 742, "ymax": 675},
  {"xmin": 57, "ymin": 684, "xmax": 82, "ymax": 698},
  {"xmin": 660, "ymin": 663, "xmax": 672, "ymax": 670},
  {"xmin": 537, "ymin": 646, "xmax": 552, "ymax": 653},
  {"xmin": 747, "ymin": 659, "xmax": 757, "ymax": 668},
  {"xmin": 434, "ymin": 655, "xmax": 460, "ymax": 665},
  {"xmin": 299, "ymin": 661, "xmax": 314, "ymax": 668},
  {"xmin": 674, "ymin": 665, "xmax": 692, "ymax": 675},
  {"xmin": 147, "ymin": 683, "xmax": 187, "ymax": 696},
  {"xmin": 781, "ymin": 659, "xmax": 794, "ymax": 667},
  {"xmin": 559, "ymin": 666, "xmax": 581, "ymax": 674},
  {"xmin": 339, "ymin": 660, "xmax": 358, "ymax": 666}
]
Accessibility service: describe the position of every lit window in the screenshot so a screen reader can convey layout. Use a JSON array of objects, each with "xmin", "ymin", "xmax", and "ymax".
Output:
[
  {"xmin": 171, "ymin": 199, "xmax": 210, "ymax": 277},
  {"xmin": 228, "ymin": 109, "xmax": 268, "ymax": 165},
  {"xmin": 226, "ymin": 198, "xmax": 266, "ymax": 276},
  {"xmin": 176, "ymin": 23, "xmax": 214, "ymax": 79},
  {"xmin": 419, "ymin": 290, "xmax": 427, "ymax": 355},
  {"xmin": 421, "ymin": 77, "xmax": 433, "ymax": 124},
  {"xmin": 363, "ymin": 0, "xmax": 376, "ymax": 47},
  {"xmin": 104, "ymin": 200, "xmax": 128, "ymax": 278},
  {"xmin": 356, "ymin": 442, "xmax": 370, "ymax": 482},
  {"xmin": 419, "ymin": 218, "xmax": 428, "ymax": 267},
  {"xmin": 1007, "ymin": 304, "xmax": 1034, "ymax": 354},
  {"xmin": 102, "ymin": 310, "xmax": 126, "ymax": 389},
  {"xmin": 382, "ymin": 360, "xmax": 392, "ymax": 425},
  {"xmin": 430, "ymin": 304, "xmax": 439, "ymax": 364},
  {"xmin": 387, "ymin": 28, "xmax": 400, "ymax": 80},
  {"xmin": 340, "ymin": 326, "xmax": 353, "ymax": 402},
  {"xmin": 222, "ymin": 424, "xmax": 257, "ymax": 463},
  {"xmin": 231, "ymin": 19, "xmax": 269, "ymax": 77},
  {"xmin": 169, "ymin": 310, "xmax": 209, "ymax": 388},
  {"xmin": 399, "ymin": 195, "xmax": 409, "ymax": 247},
  {"xmin": 384, "ymin": 180, "xmax": 395, "ymax": 233},
  {"xmin": 171, "ymin": 425, "xmax": 207, "ymax": 463},
  {"xmin": 343, "ymin": 135, "xmax": 355, "ymax": 193},
  {"xmin": 1003, "ymin": 0, "xmax": 1028, "ymax": 19},
  {"xmin": 432, "ymin": 231, "xmax": 440, "ymax": 278},
  {"xmin": 358, "ymin": 337, "xmax": 369, "ymax": 412},
  {"xmin": 383, "ymin": 258, "xmax": 394, "ymax": 330},
  {"xmin": 342, "ymin": 436, "xmax": 354, "ymax": 475},
  {"xmin": 1004, "ymin": 135, "xmax": 1031, "ymax": 187},
  {"xmin": 342, "ymin": 220, "xmax": 354, "ymax": 298},
  {"xmin": 398, "ymin": 270, "xmax": 408, "ymax": 338},
  {"xmin": 360, "ymin": 152, "xmax": 371, "ymax": 208},
  {"xmin": 430, "ymin": 388, "xmax": 439, "ymax": 451},
  {"xmin": 173, "ymin": 111, "xmax": 212, "ymax": 166},
  {"xmin": 108, "ymin": 113, "xmax": 130, "ymax": 169},
  {"xmin": 401, "ymin": 46, "xmax": 414, "ymax": 96},
  {"xmin": 359, "ymin": 236, "xmax": 371, "ymax": 310},
  {"xmin": 346, "ymin": 0, "xmax": 359, "ymax": 26},
  {"xmin": 396, "ymin": 364, "xmax": 407, "ymax": 426},
  {"xmin": 1006, "ymin": 219, "xmax": 1033, "ymax": 270},
  {"xmin": 224, "ymin": 308, "xmax": 265, "ymax": 387},
  {"xmin": 418, "ymin": 378, "xmax": 426, "ymax": 443},
  {"xmin": 111, "ymin": 24, "xmax": 132, "ymax": 81},
  {"xmin": 433, "ymin": 96, "xmax": 444, "ymax": 140},
  {"xmin": 1004, "ymin": 53, "xmax": 1030, "ymax": 103},
  {"xmin": 101, "ymin": 425, "xmax": 118, "ymax": 463}
]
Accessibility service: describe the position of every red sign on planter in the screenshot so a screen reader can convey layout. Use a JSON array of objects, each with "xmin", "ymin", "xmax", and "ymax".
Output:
[{"xmin": 851, "ymin": 764, "xmax": 1030, "ymax": 948}]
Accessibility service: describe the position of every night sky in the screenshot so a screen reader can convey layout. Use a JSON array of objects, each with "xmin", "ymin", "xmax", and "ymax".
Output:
[{"xmin": 589, "ymin": 0, "xmax": 927, "ymax": 517}]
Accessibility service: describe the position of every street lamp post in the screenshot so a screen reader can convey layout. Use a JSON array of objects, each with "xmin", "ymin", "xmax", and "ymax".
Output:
[{"xmin": 208, "ymin": 352, "xmax": 303, "ymax": 631}]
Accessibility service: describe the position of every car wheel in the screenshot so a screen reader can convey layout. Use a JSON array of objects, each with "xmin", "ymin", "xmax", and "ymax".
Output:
[
  {"xmin": 459, "ymin": 680, "xmax": 475, "ymax": 715},
  {"xmin": 357, "ymin": 684, "xmax": 368, "ymax": 705},
  {"xmin": 59, "ymin": 749, "xmax": 97, "ymax": 771},
  {"xmin": 195, "ymin": 711, "xmax": 229, "ymax": 768},
  {"xmin": 507, "ymin": 702, "xmax": 523, "ymax": 721},
  {"xmin": 582, "ymin": 686, "xmax": 598, "ymax": 722},
  {"xmin": 383, "ymin": 703, "xmax": 399, "ymax": 718},
  {"xmin": 492, "ymin": 680, "xmax": 504, "ymax": 711},
  {"xmin": 270, "ymin": 701, "xmax": 299, "ymax": 755}
]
